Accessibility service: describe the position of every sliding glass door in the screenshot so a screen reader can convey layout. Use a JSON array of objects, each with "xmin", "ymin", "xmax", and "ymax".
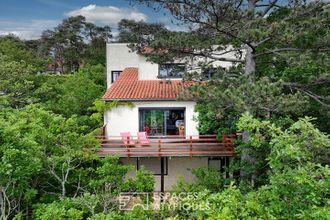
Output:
[{"xmin": 139, "ymin": 108, "xmax": 185, "ymax": 136}]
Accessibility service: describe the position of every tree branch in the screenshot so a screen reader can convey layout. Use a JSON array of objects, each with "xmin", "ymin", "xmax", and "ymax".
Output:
[
  {"xmin": 188, "ymin": 50, "xmax": 244, "ymax": 63},
  {"xmin": 260, "ymin": 0, "xmax": 279, "ymax": 17},
  {"xmin": 255, "ymin": 48, "xmax": 330, "ymax": 57},
  {"xmin": 283, "ymin": 82, "xmax": 330, "ymax": 107}
]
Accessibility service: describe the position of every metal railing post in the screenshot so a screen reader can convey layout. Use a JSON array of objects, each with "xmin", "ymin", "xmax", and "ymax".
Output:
[
  {"xmin": 158, "ymin": 138, "xmax": 161, "ymax": 158},
  {"xmin": 127, "ymin": 136, "xmax": 130, "ymax": 159}
]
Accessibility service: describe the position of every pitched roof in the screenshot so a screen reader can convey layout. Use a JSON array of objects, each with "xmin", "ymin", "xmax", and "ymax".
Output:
[{"xmin": 102, "ymin": 67, "xmax": 191, "ymax": 101}]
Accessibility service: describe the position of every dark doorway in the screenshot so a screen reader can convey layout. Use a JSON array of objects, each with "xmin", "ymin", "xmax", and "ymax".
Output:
[{"xmin": 139, "ymin": 108, "xmax": 185, "ymax": 136}]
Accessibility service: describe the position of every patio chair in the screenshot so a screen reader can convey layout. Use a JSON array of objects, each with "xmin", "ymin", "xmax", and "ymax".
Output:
[
  {"xmin": 137, "ymin": 132, "xmax": 150, "ymax": 145},
  {"xmin": 120, "ymin": 132, "xmax": 135, "ymax": 146}
]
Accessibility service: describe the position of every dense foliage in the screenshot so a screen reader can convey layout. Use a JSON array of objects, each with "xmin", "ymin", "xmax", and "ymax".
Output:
[
  {"xmin": 0, "ymin": 105, "xmax": 155, "ymax": 219},
  {"xmin": 0, "ymin": 1, "xmax": 329, "ymax": 219},
  {"xmin": 127, "ymin": 1, "xmax": 330, "ymax": 202},
  {"xmin": 163, "ymin": 115, "xmax": 330, "ymax": 219},
  {"xmin": 128, "ymin": 0, "xmax": 330, "ymax": 133}
]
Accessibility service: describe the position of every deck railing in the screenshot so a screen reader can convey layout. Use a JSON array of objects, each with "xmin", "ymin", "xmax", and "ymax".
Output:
[{"xmin": 96, "ymin": 134, "xmax": 236, "ymax": 158}]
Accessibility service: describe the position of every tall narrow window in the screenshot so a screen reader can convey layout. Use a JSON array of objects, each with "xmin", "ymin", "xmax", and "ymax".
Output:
[{"xmin": 111, "ymin": 70, "xmax": 122, "ymax": 83}]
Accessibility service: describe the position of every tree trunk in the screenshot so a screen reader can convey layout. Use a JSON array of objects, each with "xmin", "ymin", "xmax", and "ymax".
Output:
[
  {"xmin": 241, "ymin": 46, "xmax": 257, "ymax": 186},
  {"xmin": 0, "ymin": 188, "xmax": 10, "ymax": 220},
  {"xmin": 244, "ymin": 45, "xmax": 256, "ymax": 76},
  {"xmin": 245, "ymin": 0, "xmax": 256, "ymax": 75},
  {"xmin": 61, "ymin": 182, "xmax": 66, "ymax": 199},
  {"xmin": 240, "ymin": 0, "xmax": 257, "ymax": 187}
]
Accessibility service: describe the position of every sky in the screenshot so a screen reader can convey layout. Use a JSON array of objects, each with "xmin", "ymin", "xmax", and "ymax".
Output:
[{"xmin": 0, "ymin": 0, "xmax": 176, "ymax": 40}]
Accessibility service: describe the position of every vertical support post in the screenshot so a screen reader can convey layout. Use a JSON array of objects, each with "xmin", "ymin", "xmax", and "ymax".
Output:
[
  {"xmin": 225, "ymin": 156, "xmax": 230, "ymax": 178},
  {"xmin": 102, "ymin": 125, "xmax": 106, "ymax": 137},
  {"xmin": 160, "ymin": 157, "xmax": 165, "ymax": 202},
  {"xmin": 189, "ymin": 135, "xmax": 193, "ymax": 160}
]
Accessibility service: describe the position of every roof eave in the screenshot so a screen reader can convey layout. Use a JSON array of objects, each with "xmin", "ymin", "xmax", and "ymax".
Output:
[{"xmin": 101, "ymin": 98, "xmax": 179, "ymax": 102}]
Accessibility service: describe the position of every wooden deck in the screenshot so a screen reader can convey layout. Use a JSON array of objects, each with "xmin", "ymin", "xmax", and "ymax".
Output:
[{"xmin": 96, "ymin": 134, "xmax": 236, "ymax": 158}]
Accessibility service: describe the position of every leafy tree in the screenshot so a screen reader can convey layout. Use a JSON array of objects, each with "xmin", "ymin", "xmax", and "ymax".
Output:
[
  {"xmin": 190, "ymin": 74, "xmax": 308, "ymax": 130},
  {"xmin": 40, "ymin": 16, "xmax": 86, "ymax": 72},
  {"xmin": 34, "ymin": 199, "xmax": 84, "ymax": 220},
  {"xmin": 131, "ymin": 0, "xmax": 329, "ymax": 78},
  {"xmin": 0, "ymin": 35, "xmax": 46, "ymax": 69},
  {"xmin": 0, "ymin": 105, "xmax": 98, "ymax": 218},
  {"xmin": 168, "ymin": 116, "xmax": 330, "ymax": 219},
  {"xmin": 88, "ymin": 156, "xmax": 130, "ymax": 213},
  {"xmin": 84, "ymin": 24, "xmax": 112, "ymax": 66},
  {"xmin": 40, "ymin": 16, "xmax": 111, "ymax": 72},
  {"xmin": 237, "ymin": 114, "xmax": 330, "ymax": 171},
  {"xmin": 34, "ymin": 66, "xmax": 105, "ymax": 118},
  {"xmin": 117, "ymin": 19, "xmax": 165, "ymax": 44},
  {"xmin": 130, "ymin": 0, "xmax": 330, "ymax": 127},
  {"xmin": 0, "ymin": 36, "xmax": 50, "ymax": 108},
  {"xmin": 0, "ymin": 108, "xmax": 42, "ymax": 219},
  {"xmin": 79, "ymin": 64, "xmax": 107, "ymax": 87},
  {"xmin": 0, "ymin": 57, "xmax": 37, "ymax": 108},
  {"xmin": 130, "ymin": 1, "xmax": 330, "ymax": 187}
]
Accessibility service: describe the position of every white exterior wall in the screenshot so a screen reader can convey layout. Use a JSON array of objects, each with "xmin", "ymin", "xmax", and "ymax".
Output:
[
  {"xmin": 106, "ymin": 43, "xmax": 139, "ymax": 88},
  {"xmin": 106, "ymin": 43, "xmax": 240, "ymax": 87},
  {"xmin": 137, "ymin": 57, "xmax": 159, "ymax": 80},
  {"xmin": 121, "ymin": 157, "xmax": 208, "ymax": 191},
  {"xmin": 106, "ymin": 43, "xmax": 160, "ymax": 87},
  {"xmin": 104, "ymin": 101, "xmax": 198, "ymax": 138}
]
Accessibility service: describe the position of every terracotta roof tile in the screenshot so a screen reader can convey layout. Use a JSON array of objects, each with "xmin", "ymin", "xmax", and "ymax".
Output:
[{"xmin": 102, "ymin": 68, "xmax": 191, "ymax": 100}]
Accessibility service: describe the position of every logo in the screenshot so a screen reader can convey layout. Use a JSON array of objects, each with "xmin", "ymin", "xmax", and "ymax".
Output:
[
  {"xmin": 119, "ymin": 192, "xmax": 150, "ymax": 210},
  {"xmin": 118, "ymin": 192, "xmax": 210, "ymax": 211}
]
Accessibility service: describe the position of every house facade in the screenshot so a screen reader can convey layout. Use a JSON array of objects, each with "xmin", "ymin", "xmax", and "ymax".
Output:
[{"xmin": 100, "ymin": 43, "xmax": 236, "ymax": 192}]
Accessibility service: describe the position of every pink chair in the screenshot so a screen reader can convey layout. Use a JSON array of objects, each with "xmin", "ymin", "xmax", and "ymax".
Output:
[
  {"xmin": 137, "ymin": 132, "xmax": 150, "ymax": 145},
  {"xmin": 120, "ymin": 132, "xmax": 135, "ymax": 146}
]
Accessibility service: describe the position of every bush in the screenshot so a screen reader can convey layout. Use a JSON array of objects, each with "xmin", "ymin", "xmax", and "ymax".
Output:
[
  {"xmin": 123, "ymin": 167, "xmax": 155, "ymax": 193},
  {"xmin": 33, "ymin": 199, "xmax": 83, "ymax": 220}
]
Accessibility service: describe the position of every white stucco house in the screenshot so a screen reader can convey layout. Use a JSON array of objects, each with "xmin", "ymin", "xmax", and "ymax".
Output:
[{"xmin": 99, "ymin": 43, "xmax": 236, "ymax": 192}]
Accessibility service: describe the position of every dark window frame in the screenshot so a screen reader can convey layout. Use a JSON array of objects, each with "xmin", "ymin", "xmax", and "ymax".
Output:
[
  {"xmin": 202, "ymin": 67, "xmax": 225, "ymax": 81},
  {"xmin": 136, "ymin": 157, "xmax": 168, "ymax": 176},
  {"xmin": 138, "ymin": 107, "xmax": 186, "ymax": 136},
  {"xmin": 111, "ymin": 70, "xmax": 122, "ymax": 83},
  {"xmin": 158, "ymin": 63, "xmax": 185, "ymax": 79}
]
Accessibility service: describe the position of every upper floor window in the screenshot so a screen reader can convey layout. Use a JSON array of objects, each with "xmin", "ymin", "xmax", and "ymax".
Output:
[
  {"xmin": 202, "ymin": 67, "xmax": 226, "ymax": 81},
  {"xmin": 159, "ymin": 63, "xmax": 185, "ymax": 79},
  {"xmin": 111, "ymin": 70, "xmax": 122, "ymax": 83},
  {"xmin": 202, "ymin": 68, "xmax": 215, "ymax": 80}
]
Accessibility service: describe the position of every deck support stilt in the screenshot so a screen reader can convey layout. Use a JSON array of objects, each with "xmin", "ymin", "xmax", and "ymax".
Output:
[{"xmin": 160, "ymin": 157, "xmax": 165, "ymax": 202}]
